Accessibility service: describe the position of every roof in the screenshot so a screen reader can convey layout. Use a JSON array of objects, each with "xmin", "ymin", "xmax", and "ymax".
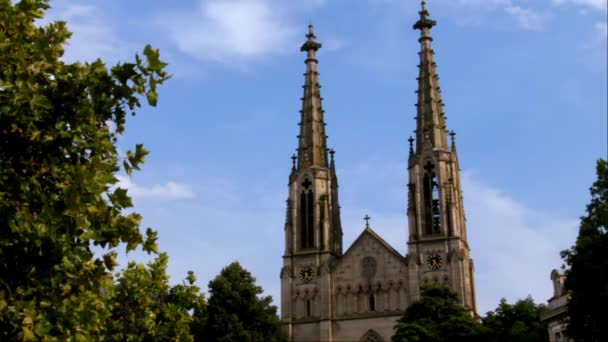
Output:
[{"xmin": 341, "ymin": 226, "xmax": 405, "ymax": 261}]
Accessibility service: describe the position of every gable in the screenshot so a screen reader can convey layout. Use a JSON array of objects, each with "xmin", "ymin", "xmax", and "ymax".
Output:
[{"xmin": 333, "ymin": 228, "xmax": 408, "ymax": 287}]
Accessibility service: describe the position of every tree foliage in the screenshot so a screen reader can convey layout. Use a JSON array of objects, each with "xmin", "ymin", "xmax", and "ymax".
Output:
[
  {"xmin": 561, "ymin": 159, "xmax": 608, "ymax": 342},
  {"xmin": 392, "ymin": 286, "xmax": 484, "ymax": 342},
  {"xmin": 0, "ymin": 0, "xmax": 173, "ymax": 339},
  {"xmin": 105, "ymin": 253, "xmax": 205, "ymax": 341},
  {"xmin": 195, "ymin": 262, "xmax": 286, "ymax": 342},
  {"xmin": 482, "ymin": 297, "xmax": 548, "ymax": 342}
]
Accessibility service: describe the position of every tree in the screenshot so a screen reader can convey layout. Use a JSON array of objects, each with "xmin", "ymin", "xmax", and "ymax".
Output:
[
  {"xmin": 0, "ymin": 0, "xmax": 170, "ymax": 339},
  {"xmin": 482, "ymin": 297, "xmax": 548, "ymax": 342},
  {"xmin": 392, "ymin": 286, "xmax": 484, "ymax": 342},
  {"xmin": 196, "ymin": 262, "xmax": 286, "ymax": 342},
  {"xmin": 105, "ymin": 253, "xmax": 205, "ymax": 341},
  {"xmin": 560, "ymin": 159, "xmax": 608, "ymax": 342}
]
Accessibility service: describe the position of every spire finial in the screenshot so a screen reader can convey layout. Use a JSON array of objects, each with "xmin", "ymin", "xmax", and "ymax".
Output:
[
  {"xmin": 329, "ymin": 148, "xmax": 335, "ymax": 163},
  {"xmin": 413, "ymin": 0, "xmax": 436, "ymax": 32},
  {"xmin": 364, "ymin": 214, "xmax": 371, "ymax": 228},
  {"xmin": 291, "ymin": 154, "xmax": 297, "ymax": 171},
  {"xmin": 301, "ymin": 23, "xmax": 321, "ymax": 52}
]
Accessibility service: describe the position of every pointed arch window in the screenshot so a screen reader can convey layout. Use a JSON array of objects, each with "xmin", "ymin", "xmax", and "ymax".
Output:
[
  {"xmin": 423, "ymin": 161, "xmax": 441, "ymax": 234},
  {"xmin": 369, "ymin": 294, "xmax": 376, "ymax": 312},
  {"xmin": 306, "ymin": 299, "xmax": 312, "ymax": 317},
  {"xmin": 360, "ymin": 329, "xmax": 384, "ymax": 342},
  {"xmin": 300, "ymin": 179, "xmax": 314, "ymax": 249}
]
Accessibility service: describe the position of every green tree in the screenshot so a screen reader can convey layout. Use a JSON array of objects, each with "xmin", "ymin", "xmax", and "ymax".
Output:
[
  {"xmin": 105, "ymin": 253, "xmax": 205, "ymax": 341},
  {"xmin": 0, "ymin": 0, "xmax": 171, "ymax": 339},
  {"xmin": 196, "ymin": 262, "xmax": 286, "ymax": 342},
  {"xmin": 561, "ymin": 159, "xmax": 608, "ymax": 342},
  {"xmin": 482, "ymin": 297, "xmax": 548, "ymax": 342},
  {"xmin": 392, "ymin": 286, "xmax": 484, "ymax": 342}
]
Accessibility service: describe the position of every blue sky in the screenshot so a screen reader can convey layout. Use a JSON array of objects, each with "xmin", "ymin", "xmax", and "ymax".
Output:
[{"xmin": 42, "ymin": 0, "xmax": 606, "ymax": 315}]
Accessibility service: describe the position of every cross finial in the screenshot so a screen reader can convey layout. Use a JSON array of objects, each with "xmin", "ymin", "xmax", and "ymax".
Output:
[
  {"xmin": 364, "ymin": 214, "xmax": 371, "ymax": 228},
  {"xmin": 329, "ymin": 148, "xmax": 335, "ymax": 162}
]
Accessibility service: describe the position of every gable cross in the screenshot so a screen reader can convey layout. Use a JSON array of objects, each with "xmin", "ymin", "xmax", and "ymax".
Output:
[{"xmin": 364, "ymin": 214, "xmax": 371, "ymax": 228}]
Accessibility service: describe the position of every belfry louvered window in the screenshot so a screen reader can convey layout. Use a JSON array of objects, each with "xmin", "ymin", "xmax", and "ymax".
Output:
[
  {"xmin": 423, "ymin": 162, "xmax": 441, "ymax": 234},
  {"xmin": 300, "ymin": 179, "xmax": 314, "ymax": 249}
]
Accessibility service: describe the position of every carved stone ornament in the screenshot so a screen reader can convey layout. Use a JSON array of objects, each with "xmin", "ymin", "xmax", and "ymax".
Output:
[{"xmin": 361, "ymin": 256, "xmax": 377, "ymax": 279}]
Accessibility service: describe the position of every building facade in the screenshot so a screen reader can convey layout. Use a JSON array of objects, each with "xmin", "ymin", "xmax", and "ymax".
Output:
[
  {"xmin": 280, "ymin": 3, "xmax": 477, "ymax": 341},
  {"xmin": 541, "ymin": 269, "xmax": 572, "ymax": 342}
]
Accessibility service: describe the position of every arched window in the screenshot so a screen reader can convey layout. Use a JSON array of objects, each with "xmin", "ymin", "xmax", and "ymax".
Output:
[
  {"xmin": 369, "ymin": 294, "xmax": 376, "ymax": 312},
  {"xmin": 306, "ymin": 299, "xmax": 311, "ymax": 317},
  {"xmin": 299, "ymin": 178, "xmax": 314, "ymax": 249},
  {"xmin": 360, "ymin": 329, "xmax": 383, "ymax": 342},
  {"xmin": 423, "ymin": 161, "xmax": 440, "ymax": 234}
]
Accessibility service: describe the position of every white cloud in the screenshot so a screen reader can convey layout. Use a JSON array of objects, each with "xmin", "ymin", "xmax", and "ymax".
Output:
[
  {"xmin": 461, "ymin": 171, "xmax": 578, "ymax": 313},
  {"xmin": 163, "ymin": 0, "xmax": 297, "ymax": 64},
  {"xmin": 505, "ymin": 5, "xmax": 546, "ymax": 30},
  {"xmin": 39, "ymin": 1, "xmax": 136, "ymax": 64},
  {"xmin": 553, "ymin": 0, "xmax": 608, "ymax": 11},
  {"xmin": 116, "ymin": 175, "xmax": 195, "ymax": 200}
]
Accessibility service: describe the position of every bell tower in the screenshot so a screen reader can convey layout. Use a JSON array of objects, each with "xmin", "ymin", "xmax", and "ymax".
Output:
[
  {"xmin": 405, "ymin": 1, "xmax": 477, "ymax": 314},
  {"xmin": 280, "ymin": 25, "xmax": 343, "ymax": 341}
]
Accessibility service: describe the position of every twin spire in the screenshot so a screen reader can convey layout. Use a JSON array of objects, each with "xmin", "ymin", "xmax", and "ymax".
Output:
[{"xmin": 295, "ymin": 1, "xmax": 455, "ymax": 170}]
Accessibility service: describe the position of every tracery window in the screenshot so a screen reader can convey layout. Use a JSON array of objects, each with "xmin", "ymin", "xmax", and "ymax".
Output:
[
  {"xmin": 299, "ymin": 178, "xmax": 314, "ymax": 249},
  {"xmin": 360, "ymin": 330, "xmax": 383, "ymax": 342}
]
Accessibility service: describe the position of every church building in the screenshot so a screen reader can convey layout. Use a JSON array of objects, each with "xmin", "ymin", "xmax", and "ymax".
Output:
[{"xmin": 280, "ymin": 3, "xmax": 477, "ymax": 341}]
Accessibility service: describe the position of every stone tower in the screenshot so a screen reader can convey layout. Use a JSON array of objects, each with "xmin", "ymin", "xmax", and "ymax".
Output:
[
  {"xmin": 405, "ymin": 1, "xmax": 477, "ymax": 313},
  {"xmin": 280, "ymin": 24, "xmax": 343, "ymax": 341},
  {"xmin": 280, "ymin": 3, "xmax": 477, "ymax": 341}
]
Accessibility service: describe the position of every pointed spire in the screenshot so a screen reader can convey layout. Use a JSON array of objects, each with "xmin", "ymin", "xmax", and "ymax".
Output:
[
  {"xmin": 297, "ymin": 24, "xmax": 328, "ymax": 169},
  {"xmin": 413, "ymin": 0, "xmax": 449, "ymax": 153}
]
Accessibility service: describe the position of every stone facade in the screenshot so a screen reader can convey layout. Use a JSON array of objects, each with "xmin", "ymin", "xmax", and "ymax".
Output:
[
  {"xmin": 280, "ymin": 3, "xmax": 477, "ymax": 341},
  {"xmin": 541, "ymin": 269, "xmax": 572, "ymax": 342}
]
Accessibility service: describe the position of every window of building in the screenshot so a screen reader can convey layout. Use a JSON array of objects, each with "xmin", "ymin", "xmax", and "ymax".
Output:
[
  {"xmin": 369, "ymin": 294, "xmax": 376, "ymax": 312},
  {"xmin": 306, "ymin": 299, "xmax": 311, "ymax": 317},
  {"xmin": 299, "ymin": 178, "xmax": 314, "ymax": 249}
]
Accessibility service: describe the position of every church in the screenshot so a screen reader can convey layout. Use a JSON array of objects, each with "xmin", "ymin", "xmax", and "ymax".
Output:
[{"xmin": 279, "ymin": 2, "xmax": 477, "ymax": 341}]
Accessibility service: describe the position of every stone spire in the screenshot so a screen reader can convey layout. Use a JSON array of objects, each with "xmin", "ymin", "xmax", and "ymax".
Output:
[
  {"xmin": 413, "ymin": 1, "xmax": 449, "ymax": 153},
  {"xmin": 297, "ymin": 24, "xmax": 329, "ymax": 170}
]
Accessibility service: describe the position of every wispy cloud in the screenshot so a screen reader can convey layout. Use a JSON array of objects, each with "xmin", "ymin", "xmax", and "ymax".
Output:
[
  {"xmin": 116, "ymin": 175, "xmax": 195, "ymax": 200},
  {"xmin": 553, "ymin": 0, "xmax": 608, "ymax": 11},
  {"xmin": 39, "ymin": 0, "xmax": 136, "ymax": 64},
  {"xmin": 505, "ymin": 5, "xmax": 547, "ymax": 31},
  {"xmin": 595, "ymin": 21, "xmax": 608, "ymax": 39},
  {"xmin": 461, "ymin": 170, "xmax": 578, "ymax": 313},
  {"xmin": 162, "ymin": 0, "xmax": 297, "ymax": 64}
]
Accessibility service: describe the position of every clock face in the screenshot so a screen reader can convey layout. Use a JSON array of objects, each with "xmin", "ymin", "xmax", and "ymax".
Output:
[
  {"xmin": 426, "ymin": 254, "xmax": 443, "ymax": 270},
  {"xmin": 299, "ymin": 266, "xmax": 314, "ymax": 282}
]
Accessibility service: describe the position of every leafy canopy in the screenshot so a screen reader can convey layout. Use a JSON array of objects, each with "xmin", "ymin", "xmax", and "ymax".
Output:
[
  {"xmin": 196, "ymin": 262, "xmax": 286, "ymax": 342},
  {"xmin": 482, "ymin": 297, "xmax": 548, "ymax": 342},
  {"xmin": 0, "ymin": 0, "xmax": 171, "ymax": 339},
  {"xmin": 561, "ymin": 159, "xmax": 608, "ymax": 342},
  {"xmin": 392, "ymin": 286, "xmax": 484, "ymax": 342}
]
